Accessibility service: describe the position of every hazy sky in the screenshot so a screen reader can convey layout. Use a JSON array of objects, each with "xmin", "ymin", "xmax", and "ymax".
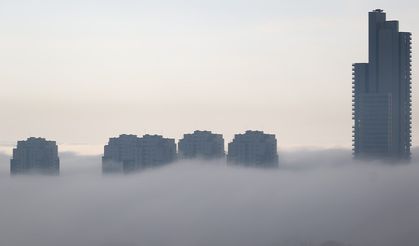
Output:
[
  {"xmin": 0, "ymin": 149, "xmax": 418, "ymax": 246},
  {"xmin": 0, "ymin": 0, "xmax": 417, "ymax": 154}
]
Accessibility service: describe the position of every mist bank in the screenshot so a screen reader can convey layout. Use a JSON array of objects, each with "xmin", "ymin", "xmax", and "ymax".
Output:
[{"xmin": 0, "ymin": 148, "xmax": 418, "ymax": 246}]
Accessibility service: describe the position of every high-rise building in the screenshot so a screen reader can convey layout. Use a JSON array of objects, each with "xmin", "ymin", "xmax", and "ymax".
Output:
[
  {"xmin": 102, "ymin": 134, "xmax": 141, "ymax": 173},
  {"xmin": 227, "ymin": 130, "xmax": 278, "ymax": 167},
  {"xmin": 353, "ymin": 9, "xmax": 412, "ymax": 160},
  {"xmin": 139, "ymin": 134, "xmax": 177, "ymax": 167},
  {"xmin": 10, "ymin": 137, "xmax": 60, "ymax": 175},
  {"xmin": 178, "ymin": 130, "xmax": 225, "ymax": 159},
  {"xmin": 102, "ymin": 134, "xmax": 176, "ymax": 173}
]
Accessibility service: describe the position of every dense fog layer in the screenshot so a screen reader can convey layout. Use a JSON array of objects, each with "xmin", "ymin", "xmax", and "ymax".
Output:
[{"xmin": 0, "ymin": 149, "xmax": 418, "ymax": 246}]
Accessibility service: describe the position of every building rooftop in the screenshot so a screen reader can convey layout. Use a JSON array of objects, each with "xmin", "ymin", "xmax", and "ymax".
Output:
[{"xmin": 373, "ymin": 9, "xmax": 384, "ymax": 13}]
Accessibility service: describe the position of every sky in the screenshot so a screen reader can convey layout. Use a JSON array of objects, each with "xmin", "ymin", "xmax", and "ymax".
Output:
[
  {"xmin": 0, "ymin": 0, "xmax": 417, "ymax": 155},
  {"xmin": 0, "ymin": 149, "xmax": 418, "ymax": 246}
]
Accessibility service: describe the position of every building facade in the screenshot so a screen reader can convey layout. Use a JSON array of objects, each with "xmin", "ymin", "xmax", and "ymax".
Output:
[
  {"xmin": 139, "ymin": 134, "xmax": 177, "ymax": 167},
  {"xmin": 353, "ymin": 9, "xmax": 412, "ymax": 160},
  {"xmin": 178, "ymin": 130, "xmax": 225, "ymax": 159},
  {"xmin": 227, "ymin": 130, "xmax": 278, "ymax": 167},
  {"xmin": 10, "ymin": 137, "xmax": 60, "ymax": 175},
  {"xmin": 102, "ymin": 134, "xmax": 176, "ymax": 173},
  {"xmin": 102, "ymin": 134, "xmax": 141, "ymax": 173}
]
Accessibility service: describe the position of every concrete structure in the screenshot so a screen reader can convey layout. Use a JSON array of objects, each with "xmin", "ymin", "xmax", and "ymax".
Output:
[
  {"xmin": 178, "ymin": 130, "xmax": 225, "ymax": 159},
  {"xmin": 227, "ymin": 130, "xmax": 278, "ymax": 167},
  {"xmin": 139, "ymin": 134, "xmax": 177, "ymax": 167},
  {"xmin": 353, "ymin": 9, "xmax": 412, "ymax": 160},
  {"xmin": 102, "ymin": 134, "xmax": 176, "ymax": 173},
  {"xmin": 102, "ymin": 134, "xmax": 141, "ymax": 173},
  {"xmin": 10, "ymin": 137, "xmax": 60, "ymax": 175}
]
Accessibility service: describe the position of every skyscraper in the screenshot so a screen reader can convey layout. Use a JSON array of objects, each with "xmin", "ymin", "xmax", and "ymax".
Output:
[
  {"xmin": 102, "ymin": 134, "xmax": 177, "ymax": 173},
  {"xmin": 352, "ymin": 9, "xmax": 412, "ymax": 160},
  {"xmin": 178, "ymin": 130, "xmax": 225, "ymax": 159},
  {"xmin": 139, "ymin": 134, "xmax": 177, "ymax": 167},
  {"xmin": 227, "ymin": 130, "xmax": 278, "ymax": 167},
  {"xmin": 102, "ymin": 134, "xmax": 141, "ymax": 173},
  {"xmin": 10, "ymin": 137, "xmax": 60, "ymax": 175}
]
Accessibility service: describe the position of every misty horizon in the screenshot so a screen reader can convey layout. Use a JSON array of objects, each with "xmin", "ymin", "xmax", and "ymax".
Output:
[
  {"xmin": 1, "ymin": 148, "xmax": 418, "ymax": 246},
  {"xmin": 1, "ymin": 1, "xmax": 417, "ymax": 149},
  {"xmin": 0, "ymin": 1, "xmax": 417, "ymax": 246}
]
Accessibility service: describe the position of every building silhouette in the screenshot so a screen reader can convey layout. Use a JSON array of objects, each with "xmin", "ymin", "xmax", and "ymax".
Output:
[
  {"xmin": 178, "ymin": 130, "xmax": 225, "ymax": 159},
  {"xmin": 102, "ymin": 134, "xmax": 176, "ymax": 173},
  {"xmin": 102, "ymin": 134, "xmax": 141, "ymax": 173},
  {"xmin": 139, "ymin": 134, "xmax": 177, "ymax": 167},
  {"xmin": 10, "ymin": 137, "xmax": 60, "ymax": 175},
  {"xmin": 353, "ymin": 9, "xmax": 412, "ymax": 160},
  {"xmin": 227, "ymin": 130, "xmax": 278, "ymax": 167}
]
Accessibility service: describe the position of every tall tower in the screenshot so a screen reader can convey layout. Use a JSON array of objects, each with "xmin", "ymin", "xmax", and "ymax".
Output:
[
  {"xmin": 178, "ymin": 130, "xmax": 225, "ymax": 160},
  {"xmin": 10, "ymin": 137, "xmax": 60, "ymax": 175},
  {"xmin": 227, "ymin": 130, "xmax": 278, "ymax": 167},
  {"xmin": 102, "ymin": 134, "xmax": 177, "ymax": 174},
  {"xmin": 353, "ymin": 9, "xmax": 412, "ymax": 160}
]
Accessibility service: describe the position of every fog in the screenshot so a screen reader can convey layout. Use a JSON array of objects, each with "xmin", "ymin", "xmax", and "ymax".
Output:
[{"xmin": 0, "ymin": 149, "xmax": 418, "ymax": 246}]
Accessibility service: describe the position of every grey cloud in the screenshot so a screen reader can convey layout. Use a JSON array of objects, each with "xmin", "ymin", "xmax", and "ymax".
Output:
[{"xmin": 0, "ymin": 149, "xmax": 418, "ymax": 246}]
